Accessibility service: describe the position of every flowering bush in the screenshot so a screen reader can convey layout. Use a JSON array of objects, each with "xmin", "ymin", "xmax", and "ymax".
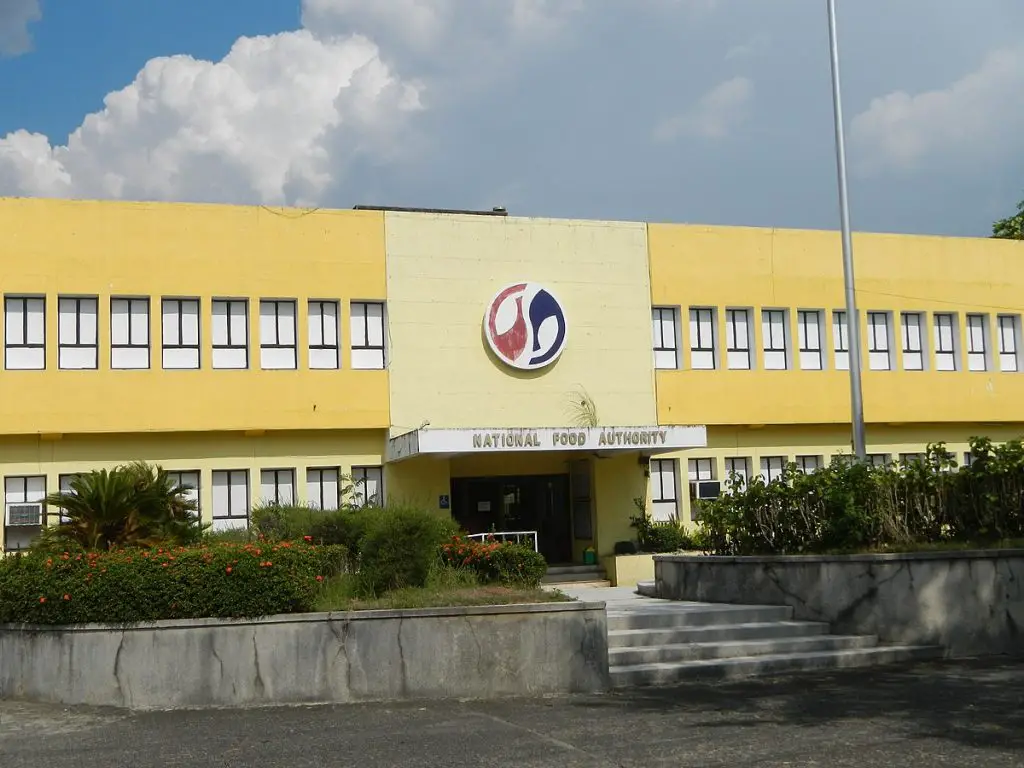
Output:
[
  {"xmin": 0, "ymin": 541, "xmax": 346, "ymax": 626},
  {"xmin": 439, "ymin": 537, "xmax": 548, "ymax": 587}
]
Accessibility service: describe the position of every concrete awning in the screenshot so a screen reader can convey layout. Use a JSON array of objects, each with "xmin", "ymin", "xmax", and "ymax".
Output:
[{"xmin": 386, "ymin": 425, "xmax": 707, "ymax": 463}]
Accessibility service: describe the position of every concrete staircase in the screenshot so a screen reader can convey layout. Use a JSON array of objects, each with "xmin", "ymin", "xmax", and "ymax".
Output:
[
  {"xmin": 541, "ymin": 565, "xmax": 611, "ymax": 588},
  {"xmin": 566, "ymin": 586, "xmax": 943, "ymax": 687}
]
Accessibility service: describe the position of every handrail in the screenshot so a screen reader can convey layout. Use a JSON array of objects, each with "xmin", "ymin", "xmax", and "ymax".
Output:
[{"xmin": 466, "ymin": 530, "xmax": 539, "ymax": 552}]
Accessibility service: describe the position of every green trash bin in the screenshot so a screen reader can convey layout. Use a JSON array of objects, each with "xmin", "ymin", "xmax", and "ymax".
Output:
[{"xmin": 583, "ymin": 547, "xmax": 596, "ymax": 565}]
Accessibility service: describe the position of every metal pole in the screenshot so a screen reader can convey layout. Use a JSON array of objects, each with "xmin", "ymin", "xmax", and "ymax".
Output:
[{"xmin": 827, "ymin": 0, "xmax": 866, "ymax": 460}]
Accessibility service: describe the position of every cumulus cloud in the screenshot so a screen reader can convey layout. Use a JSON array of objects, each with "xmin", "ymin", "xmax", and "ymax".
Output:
[
  {"xmin": 850, "ymin": 46, "xmax": 1024, "ymax": 174},
  {"xmin": 0, "ymin": 0, "xmax": 41, "ymax": 57},
  {"xmin": 654, "ymin": 76, "xmax": 753, "ymax": 142}
]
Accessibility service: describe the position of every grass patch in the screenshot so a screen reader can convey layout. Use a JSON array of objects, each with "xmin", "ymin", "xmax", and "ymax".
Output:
[{"xmin": 313, "ymin": 564, "xmax": 572, "ymax": 612}]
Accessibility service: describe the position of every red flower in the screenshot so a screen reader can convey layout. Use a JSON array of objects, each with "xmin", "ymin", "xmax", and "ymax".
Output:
[
  {"xmin": 39, "ymin": 596, "xmax": 46, "ymax": 603},
  {"xmin": 304, "ymin": 536, "xmax": 313, "ymax": 542},
  {"xmin": 63, "ymin": 594, "xmax": 71, "ymax": 601},
  {"xmin": 316, "ymin": 575, "xmax": 324, "ymax": 582},
  {"xmin": 225, "ymin": 566, "xmax": 233, "ymax": 574}
]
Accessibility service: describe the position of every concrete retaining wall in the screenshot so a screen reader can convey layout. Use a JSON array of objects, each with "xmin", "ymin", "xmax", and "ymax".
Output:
[
  {"xmin": 0, "ymin": 602, "xmax": 609, "ymax": 710},
  {"xmin": 655, "ymin": 550, "xmax": 1024, "ymax": 657}
]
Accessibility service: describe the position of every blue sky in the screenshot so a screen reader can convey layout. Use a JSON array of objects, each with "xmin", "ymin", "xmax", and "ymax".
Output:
[{"xmin": 1, "ymin": 0, "xmax": 1023, "ymax": 237}]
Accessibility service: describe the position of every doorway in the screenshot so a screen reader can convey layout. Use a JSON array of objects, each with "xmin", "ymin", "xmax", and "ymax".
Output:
[{"xmin": 450, "ymin": 474, "xmax": 573, "ymax": 564}]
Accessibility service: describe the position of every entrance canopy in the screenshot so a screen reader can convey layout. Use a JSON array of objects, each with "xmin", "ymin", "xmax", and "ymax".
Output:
[{"xmin": 386, "ymin": 424, "xmax": 707, "ymax": 463}]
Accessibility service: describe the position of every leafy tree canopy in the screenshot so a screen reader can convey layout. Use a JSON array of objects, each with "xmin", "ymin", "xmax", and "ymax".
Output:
[{"xmin": 992, "ymin": 198, "xmax": 1024, "ymax": 240}]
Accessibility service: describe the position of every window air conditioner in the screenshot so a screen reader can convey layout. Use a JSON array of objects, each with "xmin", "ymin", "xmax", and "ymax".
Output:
[
  {"xmin": 689, "ymin": 481, "xmax": 721, "ymax": 501},
  {"xmin": 6, "ymin": 503, "xmax": 43, "ymax": 527}
]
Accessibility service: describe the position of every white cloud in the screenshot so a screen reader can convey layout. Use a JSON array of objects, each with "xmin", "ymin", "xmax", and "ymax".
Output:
[
  {"xmin": 0, "ymin": 0, "xmax": 40, "ymax": 57},
  {"xmin": 850, "ymin": 45, "xmax": 1024, "ymax": 173},
  {"xmin": 654, "ymin": 76, "xmax": 753, "ymax": 142},
  {"xmin": 0, "ymin": 29, "xmax": 422, "ymax": 205}
]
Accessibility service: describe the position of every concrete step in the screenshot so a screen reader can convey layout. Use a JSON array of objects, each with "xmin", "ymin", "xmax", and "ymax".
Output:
[
  {"xmin": 610, "ymin": 645, "xmax": 944, "ymax": 687},
  {"xmin": 608, "ymin": 620, "xmax": 830, "ymax": 648},
  {"xmin": 609, "ymin": 634, "xmax": 878, "ymax": 666},
  {"xmin": 545, "ymin": 580, "xmax": 612, "ymax": 589},
  {"xmin": 541, "ymin": 568, "xmax": 606, "ymax": 585},
  {"xmin": 607, "ymin": 604, "xmax": 794, "ymax": 631},
  {"xmin": 546, "ymin": 565, "xmax": 605, "ymax": 576},
  {"xmin": 636, "ymin": 580, "xmax": 658, "ymax": 598}
]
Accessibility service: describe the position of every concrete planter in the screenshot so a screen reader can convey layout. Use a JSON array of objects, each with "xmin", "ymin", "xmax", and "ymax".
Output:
[
  {"xmin": 606, "ymin": 551, "xmax": 703, "ymax": 587},
  {"xmin": 0, "ymin": 602, "xmax": 609, "ymax": 711},
  {"xmin": 654, "ymin": 550, "xmax": 1024, "ymax": 657}
]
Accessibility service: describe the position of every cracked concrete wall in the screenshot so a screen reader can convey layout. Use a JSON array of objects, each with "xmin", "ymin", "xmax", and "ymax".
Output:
[
  {"xmin": 0, "ymin": 603, "xmax": 609, "ymax": 710},
  {"xmin": 654, "ymin": 552, "xmax": 1024, "ymax": 657}
]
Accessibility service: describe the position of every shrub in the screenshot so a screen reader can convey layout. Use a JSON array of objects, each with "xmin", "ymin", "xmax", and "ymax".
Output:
[
  {"xmin": 37, "ymin": 462, "xmax": 206, "ymax": 552},
  {"xmin": 629, "ymin": 501, "xmax": 695, "ymax": 553},
  {"xmin": 356, "ymin": 506, "xmax": 458, "ymax": 596},
  {"xmin": 439, "ymin": 536, "xmax": 548, "ymax": 587},
  {"xmin": 0, "ymin": 542, "xmax": 346, "ymax": 625},
  {"xmin": 251, "ymin": 502, "xmax": 324, "ymax": 542}
]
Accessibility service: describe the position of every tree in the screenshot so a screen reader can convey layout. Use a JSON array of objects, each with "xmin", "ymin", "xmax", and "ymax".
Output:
[
  {"xmin": 39, "ymin": 462, "xmax": 206, "ymax": 551},
  {"xmin": 992, "ymin": 199, "xmax": 1024, "ymax": 240}
]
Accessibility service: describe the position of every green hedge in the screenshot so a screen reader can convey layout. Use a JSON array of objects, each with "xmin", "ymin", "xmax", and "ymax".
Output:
[
  {"xmin": 0, "ymin": 542, "xmax": 346, "ymax": 626},
  {"xmin": 698, "ymin": 439, "xmax": 1024, "ymax": 556},
  {"xmin": 439, "ymin": 537, "xmax": 548, "ymax": 587}
]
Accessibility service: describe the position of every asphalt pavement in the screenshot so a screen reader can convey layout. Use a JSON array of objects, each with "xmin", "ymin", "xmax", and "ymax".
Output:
[{"xmin": 1, "ymin": 657, "xmax": 1022, "ymax": 767}]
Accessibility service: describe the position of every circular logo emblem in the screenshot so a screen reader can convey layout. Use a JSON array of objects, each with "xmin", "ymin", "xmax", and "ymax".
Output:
[{"xmin": 484, "ymin": 282, "xmax": 568, "ymax": 371}]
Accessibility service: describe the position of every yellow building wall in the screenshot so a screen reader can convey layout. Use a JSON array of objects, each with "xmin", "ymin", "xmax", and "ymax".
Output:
[
  {"xmin": 0, "ymin": 430, "xmax": 386, "ymax": 550},
  {"xmin": 0, "ymin": 198, "xmax": 389, "ymax": 434},
  {"xmin": 593, "ymin": 453, "xmax": 648, "ymax": 558},
  {"xmin": 649, "ymin": 224, "xmax": 1024, "ymax": 426},
  {"xmin": 384, "ymin": 212, "xmax": 657, "ymax": 434}
]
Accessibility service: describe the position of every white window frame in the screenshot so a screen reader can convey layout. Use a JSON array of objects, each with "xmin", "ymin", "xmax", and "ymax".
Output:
[
  {"xmin": 934, "ymin": 313, "xmax": 959, "ymax": 372},
  {"xmin": 966, "ymin": 314, "xmax": 989, "ymax": 372},
  {"xmin": 259, "ymin": 300, "xmax": 297, "ymax": 370},
  {"xmin": 352, "ymin": 465, "xmax": 384, "ymax": 507},
  {"xmin": 901, "ymin": 312, "xmax": 925, "ymax": 371},
  {"xmin": 899, "ymin": 453, "xmax": 925, "ymax": 466},
  {"xmin": 652, "ymin": 306, "xmax": 679, "ymax": 370},
  {"xmin": 350, "ymin": 301, "xmax": 386, "ymax": 370},
  {"xmin": 998, "ymin": 314, "xmax": 1021, "ymax": 373},
  {"xmin": 309, "ymin": 300, "xmax": 341, "ymax": 370},
  {"xmin": 649, "ymin": 458, "xmax": 679, "ymax": 522},
  {"xmin": 58, "ymin": 296, "xmax": 99, "ymax": 370},
  {"xmin": 867, "ymin": 311, "xmax": 892, "ymax": 371},
  {"xmin": 162, "ymin": 298, "xmax": 201, "ymax": 370},
  {"xmin": 832, "ymin": 310, "xmax": 850, "ymax": 371},
  {"xmin": 724, "ymin": 457, "xmax": 751, "ymax": 491},
  {"xmin": 4, "ymin": 475, "xmax": 46, "ymax": 551},
  {"xmin": 795, "ymin": 455, "xmax": 822, "ymax": 473},
  {"xmin": 761, "ymin": 309, "xmax": 788, "ymax": 370},
  {"xmin": 797, "ymin": 310, "xmax": 823, "ymax": 371},
  {"xmin": 688, "ymin": 307, "xmax": 717, "ymax": 370},
  {"xmin": 867, "ymin": 453, "xmax": 891, "ymax": 468},
  {"xmin": 760, "ymin": 456, "xmax": 786, "ymax": 483},
  {"xmin": 111, "ymin": 297, "xmax": 150, "ymax": 370},
  {"xmin": 211, "ymin": 469, "xmax": 250, "ymax": 530},
  {"xmin": 167, "ymin": 470, "xmax": 201, "ymax": 513},
  {"xmin": 687, "ymin": 458, "xmax": 719, "ymax": 504},
  {"xmin": 306, "ymin": 467, "xmax": 340, "ymax": 511},
  {"xmin": 260, "ymin": 468, "xmax": 296, "ymax": 506},
  {"xmin": 212, "ymin": 299, "xmax": 249, "ymax": 370},
  {"xmin": 725, "ymin": 308, "xmax": 752, "ymax": 370},
  {"xmin": 4, "ymin": 296, "xmax": 46, "ymax": 370}
]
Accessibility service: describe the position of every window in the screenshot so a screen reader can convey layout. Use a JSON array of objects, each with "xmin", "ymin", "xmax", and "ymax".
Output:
[
  {"xmin": 111, "ymin": 298, "xmax": 150, "ymax": 369},
  {"xmin": 687, "ymin": 458, "xmax": 720, "ymax": 502},
  {"xmin": 259, "ymin": 300, "xmax": 297, "ymax": 370},
  {"xmin": 162, "ymin": 298, "xmax": 201, "ymax": 370},
  {"xmin": 797, "ymin": 310, "xmax": 823, "ymax": 370},
  {"xmin": 963, "ymin": 452, "xmax": 975, "ymax": 467},
  {"xmin": 998, "ymin": 315, "xmax": 1020, "ymax": 372},
  {"xmin": 260, "ymin": 469, "xmax": 295, "ymax": 505},
  {"xmin": 724, "ymin": 457, "xmax": 751, "ymax": 491},
  {"xmin": 688, "ymin": 308, "xmax": 716, "ymax": 370},
  {"xmin": 966, "ymin": 314, "xmax": 989, "ymax": 372},
  {"xmin": 867, "ymin": 312, "xmax": 892, "ymax": 371},
  {"xmin": 652, "ymin": 307, "xmax": 679, "ymax": 369},
  {"xmin": 649, "ymin": 459, "xmax": 678, "ymax": 522},
  {"xmin": 725, "ymin": 309, "xmax": 751, "ymax": 370},
  {"xmin": 795, "ymin": 455, "xmax": 822, "ymax": 473},
  {"xmin": 211, "ymin": 470, "xmax": 249, "ymax": 530},
  {"xmin": 867, "ymin": 454, "xmax": 891, "ymax": 468},
  {"xmin": 761, "ymin": 309, "xmax": 788, "ymax": 370},
  {"xmin": 167, "ymin": 471, "xmax": 200, "ymax": 512},
  {"xmin": 58, "ymin": 296, "xmax": 98, "ymax": 369},
  {"xmin": 351, "ymin": 301, "xmax": 386, "ymax": 370},
  {"xmin": 934, "ymin": 313, "xmax": 958, "ymax": 371},
  {"xmin": 4, "ymin": 475, "xmax": 45, "ymax": 552},
  {"xmin": 212, "ymin": 299, "xmax": 249, "ymax": 369},
  {"xmin": 5, "ymin": 296, "xmax": 46, "ymax": 370},
  {"xmin": 309, "ymin": 300, "xmax": 340, "ymax": 370},
  {"xmin": 352, "ymin": 465, "xmax": 384, "ymax": 507},
  {"xmin": 899, "ymin": 453, "xmax": 925, "ymax": 466},
  {"xmin": 307, "ymin": 467, "xmax": 340, "ymax": 510},
  {"xmin": 760, "ymin": 456, "xmax": 786, "ymax": 483},
  {"xmin": 833, "ymin": 310, "xmax": 850, "ymax": 371},
  {"xmin": 901, "ymin": 312, "xmax": 925, "ymax": 371}
]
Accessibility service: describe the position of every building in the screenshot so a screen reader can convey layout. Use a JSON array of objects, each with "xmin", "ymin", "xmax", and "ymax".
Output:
[{"xmin": 1, "ymin": 197, "xmax": 1022, "ymax": 562}]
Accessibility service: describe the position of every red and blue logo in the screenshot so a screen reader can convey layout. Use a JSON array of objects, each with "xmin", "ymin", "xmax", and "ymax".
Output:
[{"xmin": 484, "ymin": 282, "xmax": 568, "ymax": 371}]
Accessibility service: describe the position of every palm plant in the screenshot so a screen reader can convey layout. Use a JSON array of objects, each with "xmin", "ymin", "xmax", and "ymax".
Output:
[{"xmin": 40, "ymin": 462, "xmax": 206, "ymax": 551}]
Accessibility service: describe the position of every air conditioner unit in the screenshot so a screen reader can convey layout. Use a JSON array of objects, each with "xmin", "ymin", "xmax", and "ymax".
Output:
[
  {"xmin": 6, "ymin": 503, "xmax": 43, "ymax": 527},
  {"xmin": 689, "ymin": 481, "xmax": 721, "ymax": 501}
]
